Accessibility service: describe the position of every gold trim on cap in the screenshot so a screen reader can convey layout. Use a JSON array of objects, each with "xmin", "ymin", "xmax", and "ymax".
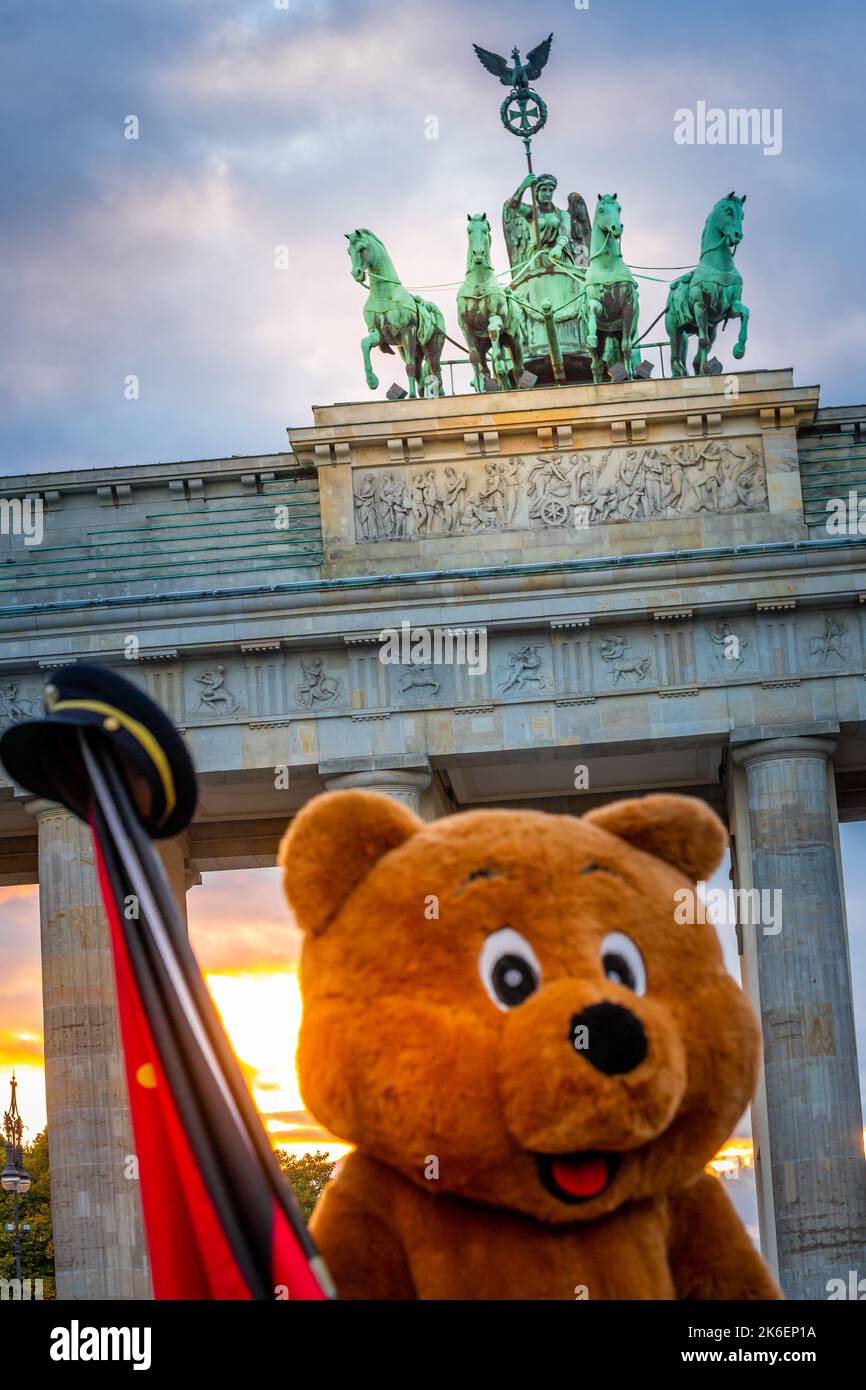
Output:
[{"xmin": 49, "ymin": 699, "xmax": 177, "ymax": 825}]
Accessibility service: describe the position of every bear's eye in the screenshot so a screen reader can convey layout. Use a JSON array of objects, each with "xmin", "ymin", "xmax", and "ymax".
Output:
[
  {"xmin": 479, "ymin": 927, "xmax": 541, "ymax": 1011},
  {"xmin": 600, "ymin": 932, "xmax": 647, "ymax": 996}
]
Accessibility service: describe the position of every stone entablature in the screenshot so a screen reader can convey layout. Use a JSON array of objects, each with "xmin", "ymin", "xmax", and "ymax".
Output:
[
  {"xmin": 289, "ymin": 370, "xmax": 817, "ymax": 575},
  {"xmin": 2, "ymin": 604, "xmax": 863, "ymax": 750}
]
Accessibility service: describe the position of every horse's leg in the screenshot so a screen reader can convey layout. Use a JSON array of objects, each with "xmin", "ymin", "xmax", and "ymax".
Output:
[
  {"xmin": 588, "ymin": 335, "xmax": 605, "ymax": 384},
  {"xmin": 630, "ymin": 290, "xmax": 641, "ymax": 376},
  {"xmin": 621, "ymin": 289, "xmax": 637, "ymax": 380},
  {"xmin": 583, "ymin": 298, "xmax": 605, "ymax": 382},
  {"xmin": 361, "ymin": 328, "xmax": 381, "ymax": 390},
  {"xmin": 667, "ymin": 314, "xmax": 687, "ymax": 378},
  {"xmin": 502, "ymin": 333, "xmax": 520, "ymax": 389},
  {"xmin": 508, "ymin": 313, "xmax": 525, "ymax": 387},
  {"xmin": 479, "ymin": 345, "xmax": 492, "ymax": 391},
  {"xmin": 505, "ymin": 302, "xmax": 523, "ymax": 386},
  {"xmin": 666, "ymin": 294, "xmax": 693, "ymax": 378},
  {"xmin": 425, "ymin": 330, "xmax": 445, "ymax": 397},
  {"xmin": 691, "ymin": 290, "xmax": 709, "ymax": 375},
  {"xmin": 489, "ymin": 315, "xmax": 508, "ymax": 389},
  {"xmin": 402, "ymin": 326, "xmax": 419, "ymax": 398},
  {"xmin": 664, "ymin": 303, "xmax": 680, "ymax": 377},
  {"xmin": 583, "ymin": 296, "xmax": 599, "ymax": 348},
  {"xmin": 465, "ymin": 326, "xmax": 485, "ymax": 393},
  {"xmin": 731, "ymin": 299, "xmax": 749, "ymax": 360}
]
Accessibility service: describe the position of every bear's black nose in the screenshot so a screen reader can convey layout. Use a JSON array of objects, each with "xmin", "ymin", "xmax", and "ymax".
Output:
[{"xmin": 569, "ymin": 1002, "xmax": 648, "ymax": 1075}]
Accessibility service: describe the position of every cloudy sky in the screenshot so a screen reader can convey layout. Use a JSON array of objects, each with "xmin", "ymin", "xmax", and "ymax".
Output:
[{"xmin": 1, "ymin": 0, "xmax": 864, "ymax": 475}]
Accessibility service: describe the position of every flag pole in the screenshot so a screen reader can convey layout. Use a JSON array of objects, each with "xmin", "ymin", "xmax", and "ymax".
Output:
[{"xmin": 78, "ymin": 724, "xmax": 334, "ymax": 1300}]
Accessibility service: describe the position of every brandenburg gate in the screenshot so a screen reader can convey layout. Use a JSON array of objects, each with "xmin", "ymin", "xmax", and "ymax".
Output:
[{"xmin": 1, "ymin": 369, "xmax": 865, "ymax": 1299}]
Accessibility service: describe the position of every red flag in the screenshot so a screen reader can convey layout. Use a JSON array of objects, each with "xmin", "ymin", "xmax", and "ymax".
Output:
[{"xmin": 88, "ymin": 767, "xmax": 332, "ymax": 1301}]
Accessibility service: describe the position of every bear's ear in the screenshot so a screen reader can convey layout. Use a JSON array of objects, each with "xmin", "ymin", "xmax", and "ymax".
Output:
[
  {"xmin": 278, "ymin": 789, "xmax": 422, "ymax": 936},
  {"xmin": 583, "ymin": 794, "xmax": 727, "ymax": 881}
]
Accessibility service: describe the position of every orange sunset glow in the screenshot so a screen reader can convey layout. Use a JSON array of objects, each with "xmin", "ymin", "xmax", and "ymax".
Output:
[{"xmin": 205, "ymin": 968, "xmax": 350, "ymax": 1163}]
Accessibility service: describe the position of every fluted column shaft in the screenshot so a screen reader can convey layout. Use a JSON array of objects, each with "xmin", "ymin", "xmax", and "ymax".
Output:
[{"xmin": 731, "ymin": 738, "xmax": 866, "ymax": 1300}]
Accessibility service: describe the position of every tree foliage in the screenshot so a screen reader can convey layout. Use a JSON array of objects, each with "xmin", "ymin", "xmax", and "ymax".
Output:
[
  {"xmin": 0, "ymin": 1129, "xmax": 55, "ymax": 1297},
  {"xmin": 274, "ymin": 1148, "xmax": 335, "ymax": 1223}
]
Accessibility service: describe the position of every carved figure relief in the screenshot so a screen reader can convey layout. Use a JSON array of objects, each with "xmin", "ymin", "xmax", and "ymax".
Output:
[
  {"xmin": 352, "ymin": 439, "xmax": 767, "ymax": 543},
  {"xmin": 809, "ymin": 618, "xmax": 850, "ymax": 665},
  {"xmin": 397, "ymin": 668, "xmax": 441, "ymax": 700},
  {"xmin": 600, "ymin": 636, "xmax": 652, "ymax": 685},
  {"xmin": 527, "ymin": 454, "xmax": 582, "ymax": 527},
  {"xmin": 497, "ymin": 644, "xmax": 551, "ymax": 694},
  {"xmin": 0, "ymin": 680, "xmax": 42, "ymax": 723},
  {"xmin": 296, "ymin": 656, "xmax": 343, "ymax": 707},
  {"xmin": 380, "ymin": 472, "xmax": 411, "ymax": 538},
  {"xmin": 442, "ymin": 467, "xmax": 468, "ymax": 531},
  {"xmin": 708, "ymin": 620, "xmax": 750, "ymax": 672},
  {"xmin": 194, "ymin": 666, "xmax": 241, "ymax": 714},
  {"xmin": 356, "ymin": 472, "xmax": 380, "ymax": 541}
]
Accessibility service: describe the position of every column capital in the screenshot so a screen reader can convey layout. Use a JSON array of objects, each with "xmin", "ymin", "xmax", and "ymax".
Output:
[
  {"xmin": 324, "ymin": 766, "xmax": 432, "ymax": 816},
  {"xmin": 24, "ymin": 797, "xmax": 73, "ymax": 824},
  {"xmin": 323, "ymin": 768, "xmax": 431, "ymax": 796},
  {"xmin": 730, "ymin": 735, "xmax": 837, "ymax": 768}
]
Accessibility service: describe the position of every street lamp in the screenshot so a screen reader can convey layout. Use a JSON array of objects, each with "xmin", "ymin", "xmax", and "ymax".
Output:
[{"xmin": 2, "ymin": 1072, "xmax": 31, "ymax": 1283}]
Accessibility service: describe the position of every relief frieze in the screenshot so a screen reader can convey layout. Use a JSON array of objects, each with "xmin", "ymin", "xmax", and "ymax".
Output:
[{"xmin": 352, "ymin": 438, "xmax": 768, "ymax": 543}]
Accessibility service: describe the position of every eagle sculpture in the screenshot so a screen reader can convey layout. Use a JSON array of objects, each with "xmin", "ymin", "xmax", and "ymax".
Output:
[{"xmin": 472, "ymin": 33, "xmax": 554, "ymax": 91}]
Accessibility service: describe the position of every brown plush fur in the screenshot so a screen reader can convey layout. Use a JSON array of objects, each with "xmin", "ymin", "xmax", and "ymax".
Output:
[{"xmin": 279, "ymin": 791, "xmax": 780, "ymax": 1300}]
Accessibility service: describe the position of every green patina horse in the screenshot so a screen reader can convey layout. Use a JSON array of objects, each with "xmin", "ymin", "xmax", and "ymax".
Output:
[
  {"xmin": 578, "ymin": 194, "xmax": 639, "ymax": 384},
  {"xmin": 457, "ymin": 213, "xmax": 526, "ymax": 391},
  {"xmin": 346, "ymin": 229, "xmax": 445, "ymax": 398},
  {"xmin": 665, "ymin": 193, "xmax": 749, "ymax": 376}
]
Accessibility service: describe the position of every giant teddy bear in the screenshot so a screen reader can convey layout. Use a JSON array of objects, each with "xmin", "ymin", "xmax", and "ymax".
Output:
[{"xmin": 279, "ymin": 789, "xmax": 780, "ymax": 1300}]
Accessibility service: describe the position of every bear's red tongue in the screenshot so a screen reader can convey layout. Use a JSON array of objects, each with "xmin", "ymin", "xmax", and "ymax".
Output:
[{"xmin": 551, "ymin": 1154, "xmax": 609, "ymax": 1198}]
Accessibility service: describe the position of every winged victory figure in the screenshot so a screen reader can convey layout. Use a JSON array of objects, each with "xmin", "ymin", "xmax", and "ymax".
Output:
[{"xmin": 472, "ymin": 34, "xmax": 554, "ymax": 91}]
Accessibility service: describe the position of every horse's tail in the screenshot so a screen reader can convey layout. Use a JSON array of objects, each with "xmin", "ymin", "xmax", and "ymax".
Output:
[
  {"xmin": 414, "ymin": 295, "xmax": 446, "ymax": 345},
  {"xmin": 665, "ymin": 273, "xmax": 691, "ymax": 331}
]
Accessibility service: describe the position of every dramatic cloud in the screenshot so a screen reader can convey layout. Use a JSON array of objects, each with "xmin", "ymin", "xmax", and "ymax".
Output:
[
  {"xmin": 187, "ymin": 867, "xmax": 301, "ymax": 972},
  {"xmin": 1, "ymin": 0, "xmax": 863, "ymax": 473}
]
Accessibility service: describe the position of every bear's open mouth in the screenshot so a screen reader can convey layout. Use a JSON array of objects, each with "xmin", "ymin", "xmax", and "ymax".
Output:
[{"xmin": 535, "ymin": 1151, "xmax": 620, "ymax": 1203}]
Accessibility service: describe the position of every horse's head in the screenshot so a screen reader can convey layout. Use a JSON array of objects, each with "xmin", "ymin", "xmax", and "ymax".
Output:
[
  {"xmin": 704, "ymin": 193, "xmax": 746, "ymax": 253},
  {"xmin": 466, "ymin": 212, "xmax": 492, "ymax": 267},
  {"xmin": 345, "ymin": 228, "xmax": 382, "ymax": 283},
  {"xmin": 595, "ymin": 193, "xmax": 623, "ymax": 241}
]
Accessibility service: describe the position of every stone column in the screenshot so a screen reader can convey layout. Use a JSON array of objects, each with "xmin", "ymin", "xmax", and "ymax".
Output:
[
  {"xmin": 27, "ymin": 800, "xmax": 150, "ymax": 1300},
  {"xmin": 157, "ymin": 833, "xmax": 197, "ymax": 929},
  {"xmin": 324, "ymin": 768, "xmax": 432, "ymax": 817},
  {"xmin": 729, "ymin": 738, "xmax": 866, "ymax": 1300}
]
